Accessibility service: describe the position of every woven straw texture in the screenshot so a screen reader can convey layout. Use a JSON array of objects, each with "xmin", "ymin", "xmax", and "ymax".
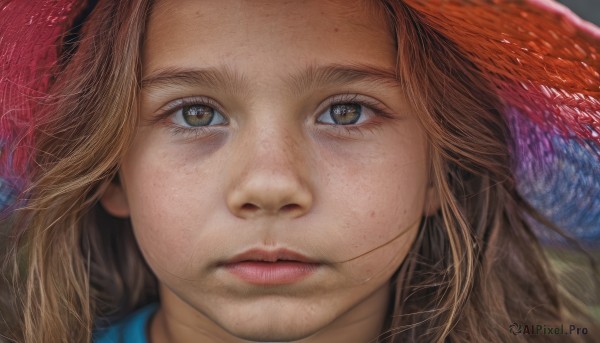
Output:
[{"xmin": 405, "ymin": 0, "xmax": 600, "ymax": 242}]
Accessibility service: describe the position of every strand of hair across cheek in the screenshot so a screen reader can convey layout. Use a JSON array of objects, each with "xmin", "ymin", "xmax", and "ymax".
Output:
[{"xmin": 327, "ymin": 215, "xmax": 426, "ymax": 286}]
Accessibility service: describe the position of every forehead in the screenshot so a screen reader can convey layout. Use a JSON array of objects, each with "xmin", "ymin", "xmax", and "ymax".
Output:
[{"xmin": 143, "ymin": 0, "xmax": 396, "ymax": 77}]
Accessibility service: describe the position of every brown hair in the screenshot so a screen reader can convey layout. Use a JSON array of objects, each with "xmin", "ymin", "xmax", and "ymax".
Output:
[
  {"xmin": 1, "ymin": 0, "xmax": 598, "ymax": 342},
  {"xmin": 378, "ymin": 2, "xmax": 599, "ymax": 342},
  {"xmin": 1, "ymin": 0, "xmax": 154, "ymax": 342}
]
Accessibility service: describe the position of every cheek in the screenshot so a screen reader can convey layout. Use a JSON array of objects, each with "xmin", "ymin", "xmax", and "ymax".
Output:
[
  {"xmin": 328, "ymin": 164, "xmax": 424, "ymax": 270},
  {"xmin": 119, "ymin": 132, "xmax": 224, "ymax": 275},
  {"xmin": 319, "ymin": 143, "xmax": 427, "ymax": 250}
]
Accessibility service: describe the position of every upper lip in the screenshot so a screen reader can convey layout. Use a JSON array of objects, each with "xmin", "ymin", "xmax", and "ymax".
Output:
[{"xmin": 222, "ymin": 248, "xmax": 319, "ymax": 265}]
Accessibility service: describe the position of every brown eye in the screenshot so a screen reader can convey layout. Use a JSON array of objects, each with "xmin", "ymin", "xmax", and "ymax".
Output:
[
  {"xmin": 182, "ymin": 105, "xmax": 216, "ymax": 126},
  {"xmin": 328, "ymin": 103, "xmax": 362, "ymax": 125}
]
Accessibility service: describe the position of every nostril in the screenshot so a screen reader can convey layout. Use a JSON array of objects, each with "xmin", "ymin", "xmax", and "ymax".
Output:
[
  {"xmin": 280, "ymin": 203, "xmax": 300, "ymax": 212},
  {"xmin": 241, "ymin": 203, "xmax": 259, "ymax": 211}
]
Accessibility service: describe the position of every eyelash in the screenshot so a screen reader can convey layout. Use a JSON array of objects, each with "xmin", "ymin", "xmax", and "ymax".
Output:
[{"xmin": 154, "ymin": 94, "xmax": 395, "ymax": 140}]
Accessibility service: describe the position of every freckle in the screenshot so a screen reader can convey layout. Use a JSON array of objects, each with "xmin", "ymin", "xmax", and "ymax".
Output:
[{"xmin": 334, "ymin": 27, "xmax": 339, "ymax": 32}]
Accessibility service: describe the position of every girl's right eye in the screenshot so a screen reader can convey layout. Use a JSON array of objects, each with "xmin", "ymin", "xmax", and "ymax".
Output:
[{"xmin": 172, "ymin": 104, "xmax": 227, "ymax": 127}]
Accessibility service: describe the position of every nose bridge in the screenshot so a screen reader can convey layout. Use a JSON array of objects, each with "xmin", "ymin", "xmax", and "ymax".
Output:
[
  {"xmin": 226, "ymin": 115, "xmax": 313, "ymax": 218},
  {"xmin": 251, "ymin": 122, "xmax": 300, "ymax": 172}
]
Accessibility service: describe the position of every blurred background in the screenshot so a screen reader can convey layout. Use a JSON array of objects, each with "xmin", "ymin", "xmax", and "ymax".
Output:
[{"xmin": 558, "ymin": 0, "xmax": 600, "ymax": 25}]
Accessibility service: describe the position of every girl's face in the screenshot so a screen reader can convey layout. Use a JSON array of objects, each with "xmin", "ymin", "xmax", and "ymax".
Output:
[{"xmin": 102, "ymin": 0, "xmax": 437, "ymax": 341}]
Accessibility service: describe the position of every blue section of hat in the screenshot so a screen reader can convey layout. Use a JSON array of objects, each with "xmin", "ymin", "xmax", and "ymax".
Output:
[
  {"xmin": 515, "ymin": 121, "xmax": 600, "ymax": 244},
  {"xmin": 0, "ymin": 139, "xmax": 19, "ymax": 214},
  {"xmin": 0, "ymin": 178, "xmax": 15, "ymax": 212}
]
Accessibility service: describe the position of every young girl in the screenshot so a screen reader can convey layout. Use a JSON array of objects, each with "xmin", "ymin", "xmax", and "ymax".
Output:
[{"xmin": 1, "ymin": 0, "xmax": 599, "ymax": 342}]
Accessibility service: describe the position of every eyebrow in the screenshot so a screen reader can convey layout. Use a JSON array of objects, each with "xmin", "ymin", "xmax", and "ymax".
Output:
[
  {"xmin": 141, "ymin": 66, "xmax": 248, "ymax": 94},
  {"xmin": 286, "ymin": 63, "xmax": 402, "ymax": 93},
  {"xmin": 141, "ymin": 63, "xmax": 402, "ymax": 94}
]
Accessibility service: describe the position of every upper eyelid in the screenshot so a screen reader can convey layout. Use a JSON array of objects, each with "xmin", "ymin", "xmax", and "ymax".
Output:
[
  {"xmin": 326, "ymin": 92, "xmax": 392, "ymax": 109},
  {"xmin": 316, "ymin": 94, "xmax": 394, "ymax": 119},
  {"xmin": 162, "ymin": 96, "xmax": 226, "ymax": 114},
  {"xmin": 319, "ymin": 93, "xmax": 375, "ymax": 109}
]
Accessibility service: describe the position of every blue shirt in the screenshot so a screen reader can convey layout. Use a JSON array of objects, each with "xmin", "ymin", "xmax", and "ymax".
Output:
[{"xmin": 93, "ymin": 304, "xmax": 159, "ymax": 343}]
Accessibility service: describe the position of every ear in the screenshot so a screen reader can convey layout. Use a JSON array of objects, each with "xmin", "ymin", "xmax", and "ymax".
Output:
[
  {"xmin": 99, "ymin": 177, "xmax": 130, "ymax": 218},
  {"xmin": 423, "ymin": 180, "xmax": 441, "ymax": 216}
]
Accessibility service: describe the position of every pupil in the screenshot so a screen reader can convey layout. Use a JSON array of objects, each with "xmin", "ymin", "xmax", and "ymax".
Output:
[
  {"xmin": 182, "ymin": 105, "xmax": 214, "ymax": 126},
  {"xmin": 330, "ymin": 104, "xmax": 361, "ymax": 125}
]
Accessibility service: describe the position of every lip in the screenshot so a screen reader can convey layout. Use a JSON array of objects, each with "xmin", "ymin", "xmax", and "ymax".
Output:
[
  {"xmin": 223, "ymin": 248, "xmax": 319, "ymax": 264},
  {"xmin": 220, "ymin": 248, "xmax": 322, "ymax": 285}
]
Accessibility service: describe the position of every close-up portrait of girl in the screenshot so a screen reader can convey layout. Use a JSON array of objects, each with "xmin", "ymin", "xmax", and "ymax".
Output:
[{"xmin": 1, "ymin": 0, "xmax": 599, "ymax": 342}]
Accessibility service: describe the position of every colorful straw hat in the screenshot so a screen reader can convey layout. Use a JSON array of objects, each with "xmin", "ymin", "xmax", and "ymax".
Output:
[{"xmin": 1, "ymin": 0, "xmax": 599, "ymax": 242}]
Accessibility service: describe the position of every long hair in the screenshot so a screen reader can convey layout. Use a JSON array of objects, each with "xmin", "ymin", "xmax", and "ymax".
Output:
[
  {"xmin": 1, "ymin": 1, "xmax": 597, "ymax": 342},
  {"xmin": 377, "ymin": 2, "xmax": 599, "ymax": 342},
  {"xmin": 1, "ymin": 0, "xmax": 153, "ymax": 342}
]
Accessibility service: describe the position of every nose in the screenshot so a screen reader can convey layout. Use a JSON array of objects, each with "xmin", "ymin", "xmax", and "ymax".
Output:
[{"xmin": 226, "ymin": 127, "xmax": 313, "ymax": 219}]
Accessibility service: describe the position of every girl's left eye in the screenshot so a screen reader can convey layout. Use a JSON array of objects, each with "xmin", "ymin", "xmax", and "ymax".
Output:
[
  {"xmin": 172, "ymin": 104, "xmax": 226, "ymax": 127},
  {"xmin": 317, "ymin": 103, "xmax": 367, "ymax": 125}
]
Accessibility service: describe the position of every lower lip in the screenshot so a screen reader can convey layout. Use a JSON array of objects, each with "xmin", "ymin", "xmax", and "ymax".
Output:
[{"xmin": 224, "ymin": 261, "xmax": 320, "ymax": 285}]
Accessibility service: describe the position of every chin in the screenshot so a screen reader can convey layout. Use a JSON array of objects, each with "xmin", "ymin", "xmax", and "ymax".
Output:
[
  {"xmin": 214, "ymin": 304, "xmax": 330, "ymax": 342},
  {"xmin": 222, "ymin": 321, "xmax": 320, "ymax": 342},
  {"xmin": 229, "ymin": 328, "xmax": 314, "ymax": 342}
]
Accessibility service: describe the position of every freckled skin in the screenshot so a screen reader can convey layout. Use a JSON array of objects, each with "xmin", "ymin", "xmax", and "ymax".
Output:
[{"xmin": 101, "ymin": 0, "xmax": 438, "ymax": 342}]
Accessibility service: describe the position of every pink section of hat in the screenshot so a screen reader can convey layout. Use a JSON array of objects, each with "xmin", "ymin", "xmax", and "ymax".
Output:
[{"xmin": 0, "ymin": 0, "xmax": 81, "ymax": 199}]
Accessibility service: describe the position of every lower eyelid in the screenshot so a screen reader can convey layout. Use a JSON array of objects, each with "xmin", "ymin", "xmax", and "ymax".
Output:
[{"xmin": 166, "ymin": 123, "xmax": 228, "ymax": 141}]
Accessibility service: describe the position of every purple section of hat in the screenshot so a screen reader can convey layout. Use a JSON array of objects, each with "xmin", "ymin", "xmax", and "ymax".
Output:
[{"xmin": 507, "ymin": 105, "xmax": 600, "ymax": 243}]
